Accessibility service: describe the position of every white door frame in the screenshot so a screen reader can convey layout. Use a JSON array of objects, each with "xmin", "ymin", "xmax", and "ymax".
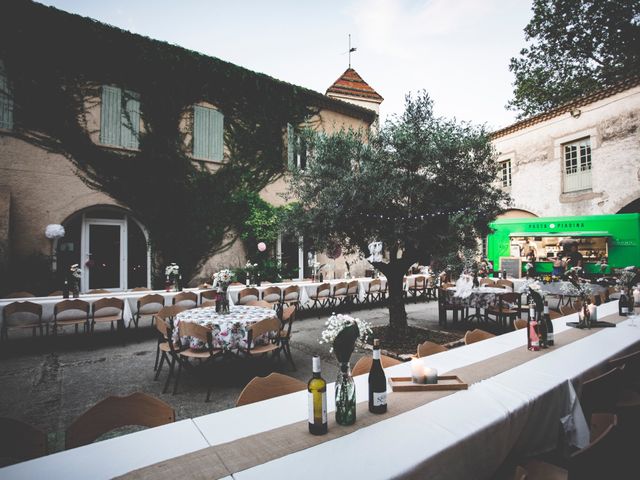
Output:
[{"xmin": 81, "ymin": 215, "xmax": 127, "ymax": 292}]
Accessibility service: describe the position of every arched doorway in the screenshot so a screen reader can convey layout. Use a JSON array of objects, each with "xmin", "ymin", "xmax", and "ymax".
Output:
[{"xmin": 55, "ymin": 206, "xmax": 150, "ymax": 291}]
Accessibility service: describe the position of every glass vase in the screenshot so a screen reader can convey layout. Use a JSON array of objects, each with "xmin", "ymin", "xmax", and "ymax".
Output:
[
  {"xmin": 335, "ymin": 362, "xmax": 356, "ymax": 426},
  {"xmin": 579, "ymin": 303, "xmax": 591, "ymax": 329}
]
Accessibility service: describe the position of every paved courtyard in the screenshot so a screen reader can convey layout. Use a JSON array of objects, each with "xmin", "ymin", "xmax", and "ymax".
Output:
[{"xmin": 0, "ymin": 300, "xmax": 455, "ymax": 453}]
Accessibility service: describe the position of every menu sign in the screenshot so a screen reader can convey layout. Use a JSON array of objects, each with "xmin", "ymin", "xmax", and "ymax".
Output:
[{"xmin": 500, "ymin": 257, "xmax": 521, "ymax": 279}]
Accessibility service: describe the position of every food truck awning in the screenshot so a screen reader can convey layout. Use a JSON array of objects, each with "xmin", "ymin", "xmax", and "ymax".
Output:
[{"xmin": 508, "ymin": 231, "xmax": 611, "ymax": 237}]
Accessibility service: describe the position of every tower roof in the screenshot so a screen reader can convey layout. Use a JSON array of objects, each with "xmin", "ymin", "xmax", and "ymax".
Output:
[{"xmin": 326, "ymin": 68, "xmax": 383, "ymax": 103}]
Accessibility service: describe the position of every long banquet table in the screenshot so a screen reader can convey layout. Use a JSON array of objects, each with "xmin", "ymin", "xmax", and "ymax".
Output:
[{"xmin": 1, "ymin": 301, "xmax": 638, "ymax": 480}]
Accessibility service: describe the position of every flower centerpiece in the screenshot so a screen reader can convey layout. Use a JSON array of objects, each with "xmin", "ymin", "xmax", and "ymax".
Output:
[
  {"xmin": 165, "ymin": 263, "xmax": 181, "ymax": 291},
  {"xmin": 320, "ymin": 313, "xmax": 372, "ymax": 425},
  {"xmin": 615, "ymin": 266, "xmax": 639, "ymax": 305},
  {"xmin": 519, "ymin": 279, "xmax": 544, "ymax": 313},
  {"xmin": 69, "ymin": 264, "xmax": 82, "ymax": 297},
  {"xmin": 244, "ymin": 260, "xmax": 258, "ymax": 285},
  {"xmin": 213, "ymin": 269, "xmax": 234, "ymax": 314},
  {"xmin": 562, "ymin": 267, "xmax": 594, "ymax": 327}
]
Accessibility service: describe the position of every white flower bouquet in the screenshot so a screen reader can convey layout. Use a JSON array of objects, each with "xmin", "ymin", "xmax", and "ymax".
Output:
[
  {"xmin": 70, "ymin": 264, "xmax": 82, "ymax": 280},
  {"xmin": 519, "ymin": 279, "xmax": 544, "ymax": 311},
  {"xmin": 213, "ymin": 269, "xmax": 234, "ymax": 290},
  {"xmin": 616, "ymin": 266, "xmax": 639, "ymax": 290},
  {"xmin": 320, "ymin": 313, "xmax": 372, "ymax": 363},
  {"xmin": 45, "ymin": 224, "xmax": 65, "ymax": 239},
  {"xmin": 165, "ymin": 263, "xmax": 180, "ymax": 280}
]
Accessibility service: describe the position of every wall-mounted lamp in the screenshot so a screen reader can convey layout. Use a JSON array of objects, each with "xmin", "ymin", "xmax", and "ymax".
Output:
[{"xmin": 570, "ymin": 108, "xmax": 581, "ymax": 118}]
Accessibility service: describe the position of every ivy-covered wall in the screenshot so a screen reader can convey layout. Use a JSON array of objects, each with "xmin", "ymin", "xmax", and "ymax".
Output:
[{"xmin": 0, "ymin": 0, "xmax": 374, "ymax": 286}]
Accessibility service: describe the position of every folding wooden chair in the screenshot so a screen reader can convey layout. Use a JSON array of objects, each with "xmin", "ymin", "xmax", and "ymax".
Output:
[
  {"xmin": 464, "ymin": 329, "xmax": 495, "ymax": 345},
  {"xmin": 172, "ymin": 291, "xmax": 197, "ymax": 309},
  {"xmin": 416, "ymin": 340, "xmax": 447, "ymax": 358},
  {"xmin": 261, "ymin": 286, "xmax": 282, "ymax": 308},
  {"xmin": 237, "ymin": 288, "xmax": 259, "ymax": 306},
  {"xmin": 91, "ymin": 297, "xmax": 125, "ymax": 333},
  {"xmin": 53, "ymin": 299, "xmax": 90, "ymax": 335},
  {"xmin": 352, "ymin": 354, "xmax": 401, "ymax": 376},
  {"xmin": 282, "ymin": 285, "xmax": 300, "ymax": 309},
  {"xmin": 278, "ymin": 306, "xmax": 297, "ymax": 370},
  {"xmin": 1, "ymin": 301, "xmax": 44, "ymax": 340},
  {"xmin": 308, "ymin": 283, "xmax": 331, "ymax": 310},
  {"xmin": 133, "ymin": 294, "xmax": 165, "ymax": 328},
  {"xmin": 3, "ymin": 291, "xmax": 35, "ymax": 299},
  {"xmin": 199, "ymin": 289, "xmax": 218, "ymax": 306},
  {"xmin": 65, "ymin": 392, "xmax": 175, "ymax": 449},
  {"xmin": 0, "ymin": 417, "xmax": 47, "ymax": 466}
]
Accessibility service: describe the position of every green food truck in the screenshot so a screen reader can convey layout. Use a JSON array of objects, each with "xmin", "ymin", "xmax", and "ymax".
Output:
[{"xmin": 487, "ymin": 213, "xmax": 640, "ymax": 277}]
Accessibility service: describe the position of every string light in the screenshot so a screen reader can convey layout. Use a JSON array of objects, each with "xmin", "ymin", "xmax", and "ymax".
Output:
[{"xmin": 361, "ymin": 207, "xmax": 471, "ymax": 221}]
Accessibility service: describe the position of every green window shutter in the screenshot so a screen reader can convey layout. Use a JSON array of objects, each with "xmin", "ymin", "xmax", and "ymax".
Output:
[
  {"xmin": 193, "ymin": 105, "xmax": 223, "ymax": 161},
  {"xmin": 210, "ymin": 108, "xmax": 224, "ymax": 161},
  {"xmin": 287, "ymin": 123, "xmax": 295, "ymax": 169},
  {"xmin": 121, "ymin": 90, "xmax": 140, "ymax": 149},
  {"xmin": 100, "ymin": 85, "xmax": 122, "ymax": 146},
  {"xmin": 0, "ymin": 60, "xmax": 14, "ymax": 130}
]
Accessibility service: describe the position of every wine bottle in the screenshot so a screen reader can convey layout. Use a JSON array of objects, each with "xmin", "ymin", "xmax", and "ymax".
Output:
[
  {"xmin": 538, "ymin": 305, "xmax": 548, "ymax": 349},
  {"xmin": 308, "ymin": 356, "xmax": 328, "ymax": 435},
  {"xmin": 619, "ymin": 290, "xmax": 629, "ymax": 316},
  {"xmin": 544, "ymin": 301, "xmax": 554, "ymax": 346},
  {"xmin": 62, "ymin": 279, "xmax": 70, "ymax": 299},
  {"xmin": 527, "ymin": 303, "xmax": 540, "ymax": 351},
  {"xmin": 368, "ymin": 339, "xmax": 387, "ymax": 414}
]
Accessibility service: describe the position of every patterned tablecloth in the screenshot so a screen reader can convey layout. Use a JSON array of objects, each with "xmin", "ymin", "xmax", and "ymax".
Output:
[
  {"xmin": 447, "ymin": 286, "xmax": 510, "ymax": 308},
  {"xmin": 173, "ymin": 305, "xmax": 278, "ymax": 351}
]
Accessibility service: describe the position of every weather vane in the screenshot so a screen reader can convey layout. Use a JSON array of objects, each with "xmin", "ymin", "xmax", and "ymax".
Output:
[{"xmin": 348, "ymin": 33, "xmax": 356, "ymax": 68}]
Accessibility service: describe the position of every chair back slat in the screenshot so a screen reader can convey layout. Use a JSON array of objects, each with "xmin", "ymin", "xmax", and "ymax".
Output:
[
  {"xmin": 416, "ymin": 341, "xmax": 447, "ymax": 358},
  {"xmin": 314, "ymin": 283, "xmax": 331, "ymax": 297},
  {"xmin": 0, "ymin": 417, "xmax": 47, "ymax": 464},
  {"xmin": 48, "ymin": 290, "xmax": 63, "ymax": 297},
  {"xmin": 65, "ymin": 393, "xmax": 175, "ymax": 449},
  {"xmin": 367, "ymin": 279, "xmax": 381, "ymax": 293},
  {"xmin": 87, "ymin": 289, "xmax": 110, "ymax": 294},
  {"xmin": 352, "ymin": 354, "xmax": 401, "ymax": 376},
  {"xmin": 283, "ymin": 285, "xmax": 300, "ymax": 300},
  {"xmin": 54, "ymin": 299, "xmax": 90, "ymax": 315},
  {"xmin": 235, "ymin": 373, "xmax": 306, "ymax": 407},
  {"xmin": 333, "ymin": 282, "xmax": 348, "ymax": 296},
  {"xmin": 262, "ymin": 286, "xmax": 282, "ymax": 303},
  {"xmin": 92, "ymin": 297, "xmax": 125, "ymax": 314},
  {"xmin": 172, "ymin": 292, "xmax": 197, "ymax": 307},
  {"xmin": 248, "ymin": 316, "xmax": 280, "ymax": 339},
  {"xmin": 200, "ymin": 290, "xmax": 218, "ymax": 302},
  {"xmin": 3, "ymin": 301, "xmax": 43, "ymax": 318},
  {"xmin": 178, "ymin": 321, "xmax": 211, "ymax": 343},
  {"xmin": 3, "ymin": 291, "xmax": 35, "ymax": 299},
  {"xmin": 137, "ymin": 294, "xmax": 165, "ymax": 309},
  {"xmin": 238, "ymin": 288, "xmax": 260, "ymax": 305},
  {"xmin": 130, "ymin": 287, "xmax": 151, "ymax": 292},
  {"xmin": 347, "ymin": 281, "xmax": 358, "ymax": 295},
  {"xmin": 464, "ymin": 329, "xmax": 495, "ymax": 345},
  {"xmin": 247, "ymin": 300, "xmax": 272, "ymax": 308}
]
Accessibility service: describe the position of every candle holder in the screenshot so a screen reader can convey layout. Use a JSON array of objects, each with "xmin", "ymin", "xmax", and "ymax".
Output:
[{"xmin": 410, "ymin": 358, "xmax": 426, "ymax": 384}]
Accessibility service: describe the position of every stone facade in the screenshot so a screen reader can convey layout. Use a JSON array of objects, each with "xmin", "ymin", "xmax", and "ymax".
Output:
[{"xmin": 491, "ymin": 81, "xmax": 640, "ymax": 218}]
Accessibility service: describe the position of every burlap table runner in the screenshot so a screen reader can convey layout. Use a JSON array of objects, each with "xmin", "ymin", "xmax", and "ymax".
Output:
[{"xmin": 119, "ymin": 313, "xmax": 626, "ymax": 480}]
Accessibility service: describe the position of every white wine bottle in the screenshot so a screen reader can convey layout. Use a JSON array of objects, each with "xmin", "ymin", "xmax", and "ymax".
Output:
[
  {"xmin": 308, "ymin": 355, "xmax": 327, "ymax": 435},
  {"xmin": 368, "ymin": 339, "xmax": 387, "ymax": 414}
]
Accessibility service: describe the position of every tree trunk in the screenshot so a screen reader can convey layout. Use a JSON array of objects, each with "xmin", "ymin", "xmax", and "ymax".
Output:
[{"xmin": 375, "ymin": 259, "xmax": 412, "ymax": 332}]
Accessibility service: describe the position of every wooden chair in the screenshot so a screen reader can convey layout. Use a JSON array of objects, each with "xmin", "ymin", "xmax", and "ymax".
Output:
[
  {"xmin": 130, "ymin": 287, "xmax": 151, "ymax": 292},
  {"xmin": 237, "ymin": 288, "xmax": 259, "ymax": 306},
  {"xmin": 3, "ymin": 291, "xmax": 35, "ymax": 299},
  {"xmin": 513, "ymin": 318, "xmax": 528, "ymax": 330},
  {"xmin": 53, "ymin": 299, "xmax": 90, "ymax": 335},
  {"xmin": 278, "ymin": 306, "xmax": 297, "ymax": 370},
  {"xmin": 485, "ymin": 292, "xmax": 521, "ymax": 328},
  {"xmin": 479, "ymin": 278, "xmax": 495, "ymax": 287},
  {"xmin": 364, "ymin": 279, "xmax": 381, "ymax": 304},
  {"xmin": 247, "ymin": 300, "xmax": 273, "ymax": 308},
  {"xmin": 91, "ymin": 297, "xmax": 125, "ymax": 333},
  {"xmin": 495, "ymin": 279, "xmax": 514, "ymax": 291},
  {"xmin": 580, "ymin": 366, "xmax": 624, "ymax": 424},
  {"xmin": 0, "ymin": 417, "xmax": 48, "ymax": 466},
  {"xmin": 416, "ymin": 341, "xmax": 447, "ymax": 358},
  {"xmin": 48, "ymin": 290, "xmax": 62, "ymax": 297},
  {"xmin": 153, "ymin": 311, "xmax": 183, "ymax": 394},
  {"xmin": 175, "ymin": 321, "xmax": 223, "ymax": 401},
  {"xmin": 331, "ymin": 282, "xmax": 349, "ymax": 308},
  {"xmin": 408, "ymin": 275, "xmax": 427, "ymax": 302},
  {"xmin": 172, "ymin": 291, "xmax": 197, "ymax": 309},
  {"xmin": 425, "ymin": 276, "xmax": 437, "ymax": 300},
  {"xmin": 152, "ymin": 305, "xmax": 187, "ymax": 372},
  {"xmin": 560, "ymin": 300, "xmax": 583, "ymax": 316},
  {"xmin": 200, "ymin": 300, "xmax": 217, "ymax": 308},
  {"xmin": 261, "ymin": 286, "xmax": 282, "ymax": 308},
  {"xmin": 522, "ymin": 413, "xmax": 620, "ymax": 480},
  {"xmin": 352, "ymin": 354, "xmax": 401, "ymax": 376},
  {"xmin": 133, "ymin": 293, "xmax": 165, "ymax": 329},
  {"xmin": 65, "ymin": 392, "xmax": 175, "ymax": 449},
  {"xmin": 86, "ymin": 289, "xmax": 110, "ymax": 294},
  {"xmin": 464, "ymin": 329, "xmax": 495, "ymax": 345},
  {"xmin": 200, "ymin": 289, "xmax": 218, "ymax": 306},
  {"xmin": 282, "ymin": 285, "xmax": 300, "ymax": 309},
  {"xmin": 240, "ymin": 316, "xmax": 281, "ymax": 360},
  {"xmin": 437, "ymin": 287, "xmax": 466, "ymax": 326},
  {"xmin": 345, "ymin": 280, "xmax": 359, "ymax": 306},
  {"xmin": 235, "ymin": 373, "xmax": 306, "ymax": 407},
  {"xmin": 1, "ymin": 301, "xmax": 44, "ymax": 340},
  {"xmin": 609, "ymin": 350, "xmax": 640, "ymax": 392},
  {"xmin": 309, "ymin": 283, "xmax": 331, "ymax": 309}
]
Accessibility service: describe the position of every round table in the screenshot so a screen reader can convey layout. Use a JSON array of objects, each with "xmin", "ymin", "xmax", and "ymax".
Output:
[
  {"xmin": 173, "ymin": 305, "xmax": 278, "ymax": 351},
  {"xmin": 448, "ymin": 286, "xmax": 510, "ymax": 322}
]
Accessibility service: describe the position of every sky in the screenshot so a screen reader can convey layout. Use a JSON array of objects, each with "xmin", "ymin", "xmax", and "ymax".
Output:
[{"xmin": 39, "ymin": 0, "xmax": 534, "ymax": 130}]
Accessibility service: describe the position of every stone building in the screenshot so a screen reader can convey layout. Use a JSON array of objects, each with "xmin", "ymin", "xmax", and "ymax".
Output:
[
  {"xmin": 491, "ymin": 77, "xmax": 640, "ymax": 219},
  {"xmin": 0, "ymin": 1, "xmax": 380, "ymax": 293}
]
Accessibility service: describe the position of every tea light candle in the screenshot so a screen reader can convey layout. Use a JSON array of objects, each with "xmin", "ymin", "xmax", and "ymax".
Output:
[
  {"xmin": 424, "ymin": 367, "xmax": 438, "ymax": 384},
  {"xmin": 587, "ymin": 303, "xmax": 598, "ymax": 321},
  {"xmin": 411, "ymin": 358, "xmax": 425, "ymax": 384}
]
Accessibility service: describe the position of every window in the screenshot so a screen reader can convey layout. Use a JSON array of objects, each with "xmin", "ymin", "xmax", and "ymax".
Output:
[
  {"xmin": 499, "ymin": 159, "xmax": 511, "ymax": 187},
  {"xmin": 100, "ymin": 85, "xmax": 140, "ymax": 149},
  {"xmin": 0, "ymin": 60, "xmax": 13, "ymax": 130},
  {"xmin": 193, "ymin": 105, "xmax": 224, "ymax": 161},
  {"xmin": 563, "ymin": 138, "xmax": 591, "ymax": 192},
  {"xmin": 287, "ymin": 123, "xmax": 308, "ymax": 170}
]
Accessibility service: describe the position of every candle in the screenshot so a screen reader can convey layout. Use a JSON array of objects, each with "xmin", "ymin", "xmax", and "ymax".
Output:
[
  {"xmin": 424, "ymin": 367, "xmax": 438, "ymax": 384},
  {"xmin": 587, "ymin": 303, "xmax": 597, "ymax": 321},
  {"xmin": 411, "ymin": 358, "xmax": 425, "ymax": 384}
]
